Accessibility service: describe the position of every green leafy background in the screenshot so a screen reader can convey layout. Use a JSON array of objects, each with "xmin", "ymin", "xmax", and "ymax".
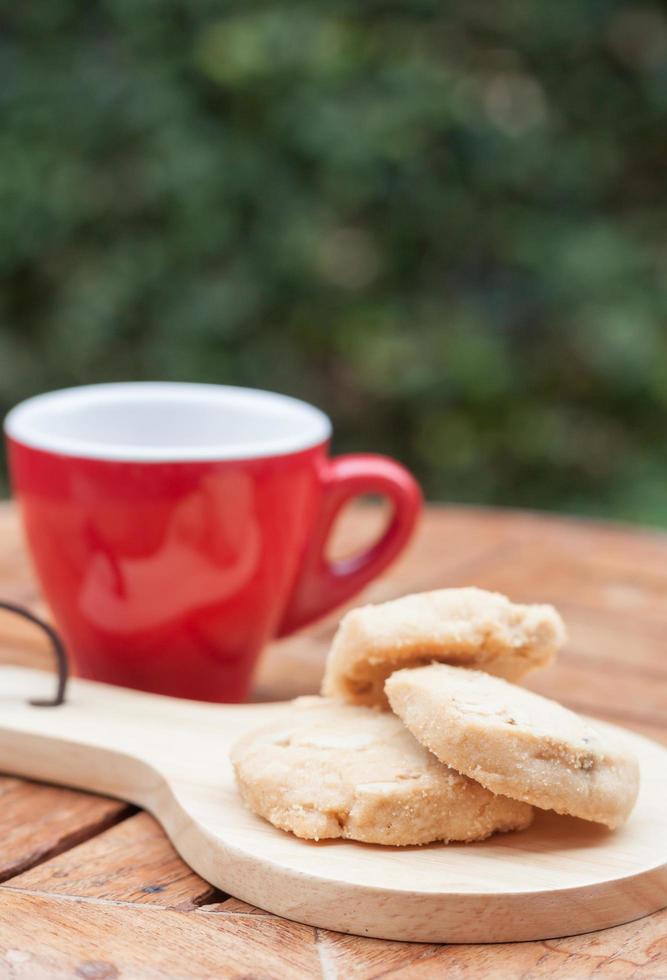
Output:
[{"xmin": 3, "ymin": 1, "xmax": 667, "ymax": 523}]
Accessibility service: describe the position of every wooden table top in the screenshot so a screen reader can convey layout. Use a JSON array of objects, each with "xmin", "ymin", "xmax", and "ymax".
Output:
[{"xmin": 0, "ymin": 500, "xmax": 665, "ymax": 979}]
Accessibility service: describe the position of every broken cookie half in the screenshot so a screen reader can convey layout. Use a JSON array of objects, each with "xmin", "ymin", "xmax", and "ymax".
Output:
[
  {"xmin": 231, "ymin": 696, "xmax": 533, "ymax": 845},
  {"xmin": 322, "ymin": 587, "xmax": 566, "ymax": 708}
]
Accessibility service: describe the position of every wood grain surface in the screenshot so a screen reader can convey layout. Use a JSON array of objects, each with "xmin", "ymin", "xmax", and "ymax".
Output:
[
  {"xmin": 0, "ymin": 501, "xmax": 666, "ymax": 977},
  {"xmin": 2, "ymin": 665, "xmax": 664, "ymax": 944}
]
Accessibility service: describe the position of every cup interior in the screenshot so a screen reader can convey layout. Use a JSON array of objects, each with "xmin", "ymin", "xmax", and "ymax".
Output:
[{"xmin": 4, "ymin": 383, "xmax": 331, "ymax": 461}]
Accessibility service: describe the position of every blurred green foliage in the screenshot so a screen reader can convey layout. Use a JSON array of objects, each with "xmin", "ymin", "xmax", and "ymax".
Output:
[{"xmin": 2, "ymin": 1, "xmax": 667, "ymax": 522}]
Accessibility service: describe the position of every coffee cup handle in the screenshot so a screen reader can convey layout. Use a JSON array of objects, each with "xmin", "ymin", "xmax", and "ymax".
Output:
[{"xmin": 276, "ymin": 454, "xmax": 422, "ymax": 637}]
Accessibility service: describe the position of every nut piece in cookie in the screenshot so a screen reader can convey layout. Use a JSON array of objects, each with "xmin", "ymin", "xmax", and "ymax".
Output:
[
  {"xmin": 322, "ymin": 587, "xmax": 566, "ymax": 708},
  {"xmin": 231, "ymin": 697, "xmax": 533, "ymax": 845},
  {"xmin": 386, "ymin": 664, "xmax": 639, "ymax": 829}
]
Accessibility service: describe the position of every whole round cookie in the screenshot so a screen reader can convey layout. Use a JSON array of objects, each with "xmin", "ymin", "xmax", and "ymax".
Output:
[
  {"xmin": 322, "ymin": 587, "xmax": 566, "ymax": 708},
  {"xmin": 231, "ymin": 697, "xmax": 533, "ymax": 845},
  {"xmin": 385, "ymin": 664, "xmax": 639, "ymax": 829}
]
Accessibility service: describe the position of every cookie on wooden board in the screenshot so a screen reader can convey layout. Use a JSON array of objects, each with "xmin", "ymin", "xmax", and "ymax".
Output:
[
  {"xmin": 322, "ymin": 587, "xmax": 566, "ymax": 708},
  {"xmin": 231, "ymin": 697, "xmax": 533, "ymax": 845},
  {"xmin": 385, "ymin": 664, "xmax": 639, "ymax": 829}
]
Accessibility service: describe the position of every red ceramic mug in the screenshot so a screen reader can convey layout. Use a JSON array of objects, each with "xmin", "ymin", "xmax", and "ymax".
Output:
[{"xmin": 5, "ymin": 383, "xmax": 421, "ymax": 701}]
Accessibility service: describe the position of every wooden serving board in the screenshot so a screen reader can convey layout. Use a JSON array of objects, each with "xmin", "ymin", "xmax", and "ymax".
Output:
[{"xmin": 1, "ymin": 665, "xmax": 666, "ymax": 944}]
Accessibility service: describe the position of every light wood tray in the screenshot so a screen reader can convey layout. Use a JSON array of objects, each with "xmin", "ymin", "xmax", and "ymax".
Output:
[{"xmin": 1, "ymin": 665, "xmax": 665, "ymax": 944}]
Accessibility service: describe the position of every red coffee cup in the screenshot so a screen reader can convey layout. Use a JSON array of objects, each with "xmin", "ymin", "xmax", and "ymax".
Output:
[{"xmin": 5, "ymin": 383, "xmax": 421, "ymax": 701}]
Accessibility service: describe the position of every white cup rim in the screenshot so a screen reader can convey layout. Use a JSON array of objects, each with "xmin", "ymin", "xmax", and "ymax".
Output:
[{"xmin": 4, "ymin": 382, "xmax": 332, "ymax": 462}]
